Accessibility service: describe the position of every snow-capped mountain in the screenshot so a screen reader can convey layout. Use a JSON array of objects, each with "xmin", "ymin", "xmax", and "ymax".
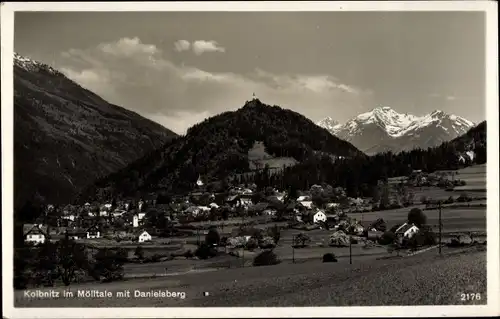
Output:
[
  {"xmin": 14, "ymin": 52, "xmax": 62, "ymax": 76},
  {"xmin": 316, "ymin": 117, "xmax": 342, "ymax": 133},
  {"xmin": 317, "ymin": 106, "xmax": 475, "ymax": 155}
]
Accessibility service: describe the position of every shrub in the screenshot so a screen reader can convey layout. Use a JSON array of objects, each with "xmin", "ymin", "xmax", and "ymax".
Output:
[
  {"xmin": 350, "ymin": 237, "xmax": 358, "ymax": 244},
  {"xmin": 378, "ymin": 231, "xmax": 396, "ymax": 245},
  {"xmin": 93, "ymin": 248, "xmax": 125, "ymax": 283},
  {"xmin": 408, "ymin": 208, "xmax": 427, "ymax": 227},
  {"xmin": 134, "ymin": 246, "xmax": 144, "ymax": 259},
  {"xmin": 293, "ymin": 233, "xmax": 311, "ymax": 248},
  {"xmin": 457, "ymin": 193, "xmax": 471, "ymax": 203},
  {"xmin": 253, "ymin": 250, "xmax": 280, "ymax": 267},
  {"xmin": 443, "ymin": 196, "xmax": 454, "ymax": 204},
  {"xmin": 195, "ymin": 243, "xmax": 218, "ymax": 260},
  {"xmin": 205, "ymin": 227, "xmax": 220, "ymax": 246},
  {"xmin": 322, "ymin": 253, "xmax": 338, "ymax": 263}
]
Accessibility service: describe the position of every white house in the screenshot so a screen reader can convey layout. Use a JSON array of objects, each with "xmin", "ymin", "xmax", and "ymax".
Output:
[
  {"xmin": 137, "ymin": 230, "xmax": 152, "ymax": 243},
  {"xmin": 313, "ymin": 210, "xmax": 327, "ymax": 223},
  {"xmin": 263, "ymin": 209, "xmax": 276, "ymax": 216},
  {"xmin": 395, "ymin": 223, "xmax": 419, "ymax": 239},
  {"xmin": 24, "ymin": 224, "xmax": 47, "ymax": 245},
  {"xmin": 62, "ymin": 214, "xmax": 76, "ymax": 221},
  {"xmin": 239, "ymin": 198, "xmax": 253, "ymax": 207},
  {"xmin": 99, "ymin": 210, "xmax": 109, "ymax": 217},
  {"xmin": 209, "ymin": 202, "xmax": 220, "ymax": 209},
  {"xmin": 86, "ymin": 225, "xmax": 101, "ymax": 239}
]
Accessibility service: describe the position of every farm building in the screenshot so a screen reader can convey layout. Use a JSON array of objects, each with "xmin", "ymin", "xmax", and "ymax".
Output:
[
  {"xmin": 395, "ymin": 223, "xmax": 419, "ymax": 239},
  {"xmin": 136, "ymin": 230, "xmax": 152, "ymax": 243},
  {"xmin": 86, "ymin": 225, "xmax": 101, "ymax": 239},
  {"xmin": 313, "ymin": 210, "xmax": 327, "ymax": 223},
  {"xmin": 23, "ymin": 224, "xmax": 48, "ymax": 245}
]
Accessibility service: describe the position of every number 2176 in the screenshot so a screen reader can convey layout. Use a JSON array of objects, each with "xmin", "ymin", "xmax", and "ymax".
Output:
[{"xmin": 460, "ymin": 293, "xmax": 481, "ymax": 301}]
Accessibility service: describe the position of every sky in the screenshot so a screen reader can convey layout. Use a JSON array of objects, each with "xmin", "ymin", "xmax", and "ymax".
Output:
[{"xmin": 14, "ymin": 11, "xmax": 486, "ymax": 135}]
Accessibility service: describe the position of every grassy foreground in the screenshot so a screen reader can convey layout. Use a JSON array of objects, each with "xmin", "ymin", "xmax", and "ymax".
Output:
[{"xmin": 15, "ymin": 246, "xmax": 486, "ymax": 307}]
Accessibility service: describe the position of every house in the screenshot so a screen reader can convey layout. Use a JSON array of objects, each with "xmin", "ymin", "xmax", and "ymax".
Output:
[
  {"xmin": 112, "ymin": 210, "xmax": 126, "ymax": 218},
  {"xmin": 239, "ymin": 197, "xmax": 253, "ymax": 207},
  {"xmin": 209, "ymin": 202, "xmax": 220, "ymax": 209},
  {"xmin": 66, "ymin": 228, "xmax": 87, "ymax": 240},
  {"xmin": 86, "ymin": 225, "xmax": 101, "ymax": 239},
  {"xmin": 299, "ymin": 201, "xmax": 313, "ymax": 209},
  {"xmin": 395, "ymin": 223, "xmax": 419, "ymax": 240},
  {"xmin": 297, "ymin": 195, "xmax": 311, "ymax": 202},
  {"xmin": 263, "ymin": 208, "xmax": 277, "ymax": 216},
  {"xmin": 367, "ymin": 230, "xmax": 384, "ymax": 241},
  {"xmin": 135, "ymin": 230, "xmax": 152, "ymax": 243},
  {"xmin": 62, "ymin": 214, "xmax": 76, "ymax": 221},
  {"xmin": 23, "ymin": 224, "xmax": 48, "ymax": 245},
  {"xmin": 313, "ymin": 210, "xmax": 327, "ymax": 223},
  {"xmin": 198, "ymin": 206, "xmax": 211, "ymax": 212}
]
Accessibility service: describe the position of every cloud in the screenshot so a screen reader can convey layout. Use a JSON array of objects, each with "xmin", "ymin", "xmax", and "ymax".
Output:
[
  {"xmin": 58, "ymin": 37, "xmax": 372, "ymax": 135},
  {"xmin": 174, "ymin": 40, "xmax": 191, "ymax": 52},
  {"xmin": 429, "ymin": 93, "xmax": 458, "ymax": 101},
  {"xmin": 191, "ymin": 40, "xmax": 225, "ymax": 55}
]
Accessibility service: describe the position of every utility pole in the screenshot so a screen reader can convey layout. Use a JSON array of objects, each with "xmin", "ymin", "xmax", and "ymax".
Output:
[
  {"xmin": 438, "ymin": 200, "xmax": 442, "ymax": 255},
  {"xmin": 349, "ymin": 235, "xmax": 352, "ymax": 265},
  {"xmin": 292, "ymin": 235, "xmax": 295, "ymax": 264},
  {"xmin": 242, "ymin": 208, "xmax": 245, "ymax": 268}
]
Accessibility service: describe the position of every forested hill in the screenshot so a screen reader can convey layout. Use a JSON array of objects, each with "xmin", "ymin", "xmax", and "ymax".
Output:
[
  {"xmin": 270, "ymin": 120, "xmax": 487, "ymax": 197},
  {"xmin": 13, "ymin": 53, "xmax": 176, "ymax": 212},
  {"xmin": 75, "ymin": 99, "xmax": 364, "ymax": 202}
]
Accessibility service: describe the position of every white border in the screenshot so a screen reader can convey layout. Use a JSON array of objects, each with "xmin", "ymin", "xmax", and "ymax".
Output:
[{"xmin": 1, "ymin": 1, "xmax": 499, "ymax": 318}]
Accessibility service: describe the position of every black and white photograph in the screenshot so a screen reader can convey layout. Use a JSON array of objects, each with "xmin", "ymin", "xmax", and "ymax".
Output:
[{"xmin": 2, "ymin": 1, "xmax": 499, "ymax": 317}]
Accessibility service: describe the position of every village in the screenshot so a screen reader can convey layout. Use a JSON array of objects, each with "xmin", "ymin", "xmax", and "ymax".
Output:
[{"xmin": 22, "ymin": 165, "xmax": 485, "ymax": 265}]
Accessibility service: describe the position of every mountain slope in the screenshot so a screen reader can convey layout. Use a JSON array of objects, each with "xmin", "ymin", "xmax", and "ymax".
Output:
[
  {"xmin": 14, "ymin": 53, "xmax": 176, "ymax": 210},
  {"xmin": 318, "ymin": 107, "xmax": 475, "ymax": 155},
  {"xmin": 77, "ymin": 98, "xmax": 364, "ymax": 202}
]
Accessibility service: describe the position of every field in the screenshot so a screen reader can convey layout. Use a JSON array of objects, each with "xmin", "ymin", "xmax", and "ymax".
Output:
[
  {"xmin": 82, "ymin": 164, "xmax": 487, "ymax": 278},
  {"xmin": 247, "ymin": 141, "xmax": 297, "ymax": 170},
  {"xmin": 15, "ymin": 246, "xmax": 486, "ymax": 307},
  {"xmin": 14, "ymin": 165, "xmax": 488, "ymax": 307}
]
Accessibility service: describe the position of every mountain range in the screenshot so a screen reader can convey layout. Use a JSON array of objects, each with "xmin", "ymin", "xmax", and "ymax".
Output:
[
  {"xmin": 317, "ymin": 106, "xmax": 475, "ymax": 155},
  {"xmin": 13, "ymin": 53, "xmax": 176, "ymax": 210}
]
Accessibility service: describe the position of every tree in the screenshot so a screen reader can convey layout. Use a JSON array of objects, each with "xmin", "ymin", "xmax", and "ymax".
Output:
[
  {"xmin": 268, "ymin": 224, "xmax": 281, "ymax": 245},
  {"xmin": 408, "ymin": 207, "xmax": 427, "ymax": 227},
  {"xmin": 379, "ymin": 183, "xmax": 390, "ymax": 209},
  {"xmin": 205, "ymin": 227, "xmax": 220, "ymax": 246},
  {"xmin": 93, "ymin": 248, "xmax": 125, "ymax": 282},
  {"xmin": 36, "ymin": 242, "xmax": 59, "ymax": 287},
  {"xmin": 253, "ymin": 250, "xmax": 280, "ymax": 267},
  {"xmin": 322, "ymin": 253, "xmax": 338, "ymax": 263},
  {"xmin": 57, "ymin": 239, "xmax": 91, "ymax": 286},
  {"xmin": 134, "ymin": 246, "xmax": 144, "ymax": 259}
]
